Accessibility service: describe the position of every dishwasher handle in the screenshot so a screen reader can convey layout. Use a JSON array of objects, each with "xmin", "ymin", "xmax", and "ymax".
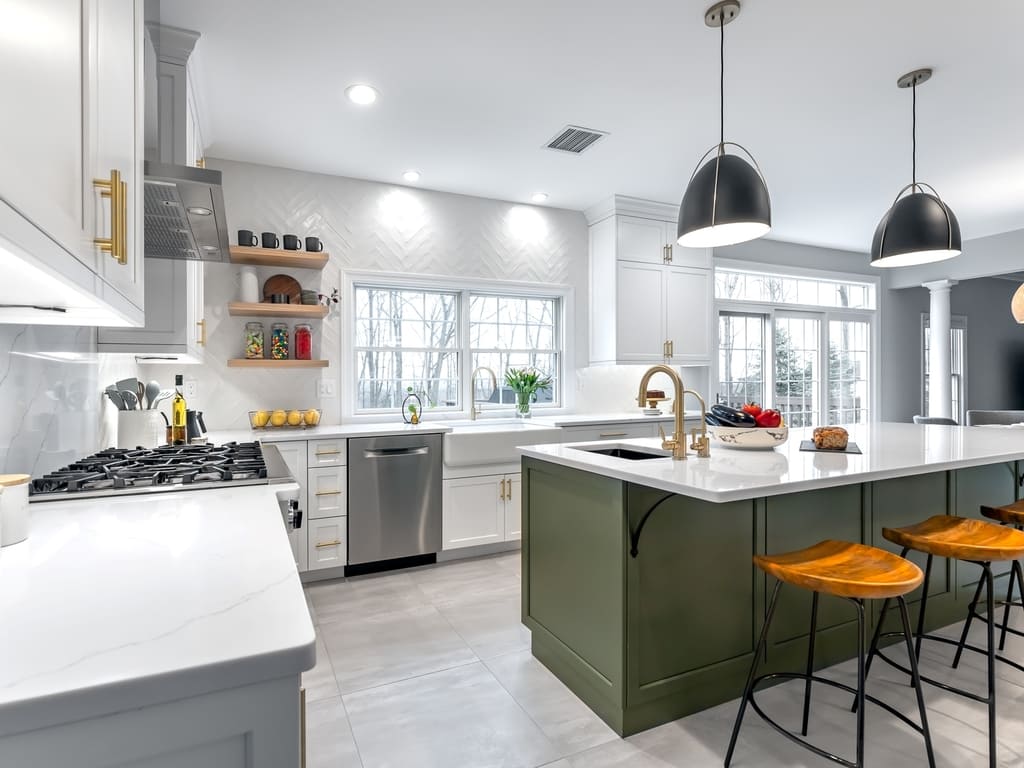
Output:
[{"xmin": 363, "ymin": 446, "xmax": 430, "ymax": 458}]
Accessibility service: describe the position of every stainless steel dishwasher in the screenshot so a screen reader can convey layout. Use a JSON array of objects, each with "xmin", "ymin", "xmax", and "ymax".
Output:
[{"xmin": 347, "ymin": 432, "xmax": 443, "ymax": 566}]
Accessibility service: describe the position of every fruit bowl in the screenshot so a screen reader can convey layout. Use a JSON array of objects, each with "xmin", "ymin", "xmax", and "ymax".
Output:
[
  {"xmin": 249, "ymin": 408, "xmax": 321, "ymax": 429},
  {"xmin": 707, "ymin": 425, "xmax": 788, "ymax": 450}
]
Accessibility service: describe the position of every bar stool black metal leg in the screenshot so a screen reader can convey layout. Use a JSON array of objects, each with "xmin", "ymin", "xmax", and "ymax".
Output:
[
  {"xmin": 854, "ymin": 599, "xmax": 866, "ymax": 768},
  {"xmin": 853, "ymin": 594, "xmax": 892, "ymax": 713},
  {"xmin": 953, "ymin": 573, "xmax": 986, "ymax": 670},
  {"xmin": 725, "ymin": 580, "xmax": 784, "ymax": 768},
  {"xmin": 914, "ymin": 554, "xmax": 933, "ymax": 661},
  {"xmin": 983, "ymin": 564, "xmax": 997, "ymax": 768},
  {"xmin": 999, "ymin": 559, "xmax": 1021, "ymax": 651},
  {"xmin": 897, "ymin": 595, "xmax": 936, "ymax": 768},
  {"xmin": 800, "ymin": 591, "xmax": 819, "ymax": 737}
]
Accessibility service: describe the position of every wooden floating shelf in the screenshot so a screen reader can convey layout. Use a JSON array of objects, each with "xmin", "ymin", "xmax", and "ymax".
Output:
[
  {"xmin": 228, "ymin": 245, "xmax": 328, "ymax": 270},
  {"xmin": 227, "ymin": 301, "xmax": 329, "ymax": 319},
  {"xmin": 227, "ymin": 359, "xmax": 329, "ymax": 369}
]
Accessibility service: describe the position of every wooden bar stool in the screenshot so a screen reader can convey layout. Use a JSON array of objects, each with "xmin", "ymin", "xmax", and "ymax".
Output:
[
  {"xmin": 980, "ymin": 500, "xmax": 1024, "ymax": 651},
  {"xmin": 868, "ymin": 515, "xmax": 1024, "ymax": 768},
  {"xmin": 724, "ymin": 540, "xmax": 935, "ymax": 768}
]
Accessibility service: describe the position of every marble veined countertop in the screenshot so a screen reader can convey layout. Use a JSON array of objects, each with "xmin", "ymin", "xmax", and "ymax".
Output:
[
  {"xmin": 0, "ymin": 483, "xmax": 315, "ymax": 738},
  {"xmin": 519, "ymin": 422, "xmax": 1024, "ymax": 503}
]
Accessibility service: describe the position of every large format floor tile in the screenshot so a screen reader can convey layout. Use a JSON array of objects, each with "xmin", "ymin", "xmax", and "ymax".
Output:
[
  {"xmin": 305, "ymin": 696, "xmax": 362, "ymax": 768},
  {"xmin": 436, "ymin": 589, "xmax": 530, "ymax": 660},
  {"xmin": 412, "ymin": 554, "xmax": 521, "ymax": 605},
  {"xmin": 307, "ymin": 571, "xmax": 427, "ymax": 626},
  {"xmin": 320, "ymin": 602, "xmax": 478, "ymax": 694},
  {"xmin": 302, "ymin": 635, "xmax": 340, "ymax": 703},
  {"xmin": 343, "ymin": 662, "xmax": 562, "ymax": 768}
]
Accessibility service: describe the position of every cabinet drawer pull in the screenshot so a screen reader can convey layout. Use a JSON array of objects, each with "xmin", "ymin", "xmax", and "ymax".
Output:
[
  {"xmin": 599, "ymin": 432, "xmax": 628, "ymax": 438},
  {"xmin": 315, "ymin": 449, "xmax": 341, "ymax": 456},
  {"xmin": 93, "ymin": 169, "xmax": 127, "ymax": 264},
  {"xmin": 315, "ymin": 539, "xmax": 342, "ymax": 548},
  {"xmin": 196, "ymin": 319, "xmax": 206, "ymax": 346},
  {"xmin": 499, "ymin": 478, "xmax": 506, "ymax": 501},
  {"xmin": 315, "ymin": 489, "xmax": 341, "ymax": 496},
  {"xmin": 666, "ymin": 243, "xmax": 673, "ymax": 263},
  {"xmin": 667, "ymin": 340, "xmax": 674, "ymax": 357},
  {"xmin": 506, "ymin": 480, "xmax": 513, "ymax": 503}
]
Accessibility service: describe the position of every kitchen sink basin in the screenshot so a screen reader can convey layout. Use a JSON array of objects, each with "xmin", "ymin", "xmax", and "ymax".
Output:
[
  {"xmin": 577, "ymin": 446, "xmax": 668, "ymax": 461},
  {"xmin": 444, "ymin": 421, "xmax": 563, "ymax": 466}
]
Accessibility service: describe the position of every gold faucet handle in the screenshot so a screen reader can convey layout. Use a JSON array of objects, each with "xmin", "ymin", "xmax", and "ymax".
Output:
[
  {"xmin": 659, "ymin": 425, "xmax": 677, "ymax": 450},
  {"xmin": 691, "ymin": 429, "xmax": 711, "ymax": 458}
]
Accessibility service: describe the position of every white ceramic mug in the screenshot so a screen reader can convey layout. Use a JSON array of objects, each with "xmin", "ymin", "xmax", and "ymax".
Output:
[
  {"xmin": 0, "ymin": 475, "xmax": 29, "ymax": 546},
  {"xmin": 117, "ymin": 410, "xmax": 164, "ymax": 450}
]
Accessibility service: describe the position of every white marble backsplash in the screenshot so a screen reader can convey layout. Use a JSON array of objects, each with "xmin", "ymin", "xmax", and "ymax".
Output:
[{"xmin": 574, "ymin": 365, "xmax": 710, "ymax": 413}]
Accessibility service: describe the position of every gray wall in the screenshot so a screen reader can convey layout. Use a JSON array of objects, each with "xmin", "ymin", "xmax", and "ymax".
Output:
[{"xmin": 952, "ymin": 278, "xmax": 1024, "ymax": 411}]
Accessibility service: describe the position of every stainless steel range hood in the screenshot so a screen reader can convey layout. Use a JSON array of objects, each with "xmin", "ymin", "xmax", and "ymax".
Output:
[
  {"xmin": 144, "ymin": 161, "xmax": 230, "ymax": 261},
  {"xmin": 143, "ymin": 22, "xmax": 230, "ymax": 262}
]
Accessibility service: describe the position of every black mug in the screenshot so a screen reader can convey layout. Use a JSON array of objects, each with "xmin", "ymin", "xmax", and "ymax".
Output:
[
  {"xmin": 237, "ymin": 229, "xmax": 258, "ymax": 247},
  {"xmin": 305, "ymin": 236, "xmax": 324, "ymax": 252},
  {"xmin": 261, "ymin": 232, "xmax": 279, "ymax": 249},
  {"xmin": 283, "ymin": 234, "xmax": 302, "ymax": 251}
]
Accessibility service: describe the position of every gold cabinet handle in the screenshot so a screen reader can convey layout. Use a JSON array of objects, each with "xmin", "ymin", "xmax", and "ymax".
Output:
[
  {"xmin": 315, "ymin": 489, "xmax": 341, "ymax": 496},
  {"xmin": 666, "ymin": 243, "xmax": 673, "ymax": 263},
  {"xmin": 315, "ymin": 539, "xmax": 342, "ymax": 548},
  {"xmin": 499, "ymin": 478, "xmax": 506, "ymax": 501},
  {"xmin": 196, "ymin": 319, "xmax": 206, "ymax": 346},
  {"xmin": 93, "ymin": 169, "xmax": 127, "ymax": 265},
  {"xmin": 506, "ymin": 479, "xmax": 512, "ymax": 503},
  {"xmin": 315, "ymin": 449, "xmax": 341, "ymax": 456},
  {"xmin": 669, "ymin": 340, "xmax": 674, "ymax": 357}
]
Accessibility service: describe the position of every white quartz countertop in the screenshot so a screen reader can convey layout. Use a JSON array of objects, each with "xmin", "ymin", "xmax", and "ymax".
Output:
[
  {"xmin": 0, "ymin": 484, "xmax": 315, "ymax": 737},
  {"xmin": 519, "ymin": 422, "xmax": 1024, "ymax": 503},
  {"xmin": 531, "ymin": 411, "xmax": 701, "ymax": 427},
  {"xmin": 207, "ymin": 421, "xmax": 452, "ymax": 445}
]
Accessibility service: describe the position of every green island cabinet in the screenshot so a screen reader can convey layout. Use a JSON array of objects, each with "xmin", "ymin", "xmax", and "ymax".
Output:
[{"xmin": 520, "ymin": 457, "xmax": 1020, "ymax": 736}]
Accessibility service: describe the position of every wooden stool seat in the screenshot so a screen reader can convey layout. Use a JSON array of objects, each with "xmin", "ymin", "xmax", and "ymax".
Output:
[
  {"xmin": 883, "ymin": 515, "xmax": 1024, "ymax": 562},
  {"xmin": 754, "ymin": 539, "xmax": 924, "ymax": 599},
  {"xmin": 981, "ymin": 499, "xmax": 1024, "ymax": 527}
]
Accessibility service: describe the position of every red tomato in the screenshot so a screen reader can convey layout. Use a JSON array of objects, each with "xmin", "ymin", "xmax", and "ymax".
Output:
[
  {"xmin": 755, "ymin": 409, "xmax": 782, "ymax": 428},
  {"xmin": 741, "ymin": 402, "xmax": 762, "ymax": 417}
]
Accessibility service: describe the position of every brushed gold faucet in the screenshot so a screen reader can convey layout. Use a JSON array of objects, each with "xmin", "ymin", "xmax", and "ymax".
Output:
[
  {"xmin": 637, "ymin": 366, "xmax": 710, "ymax": 460},
  {"xmin": 470, "ymin": 366, "xmax": 498, "ymax": 421}
]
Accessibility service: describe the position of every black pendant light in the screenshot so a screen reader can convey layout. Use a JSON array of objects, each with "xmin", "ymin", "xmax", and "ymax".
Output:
[
  {"xmin": 871, "ymin": 69, "xmax": 961, "ymax": 268},
  {"xmin": 677, "ymin": 1, "xmax": 771, "ymax": 249}
]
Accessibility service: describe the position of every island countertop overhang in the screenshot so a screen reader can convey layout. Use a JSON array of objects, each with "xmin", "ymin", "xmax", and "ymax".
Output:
[{"xmin": 518, "ymin": 422, "xmax": 1024, "ymax": 503}]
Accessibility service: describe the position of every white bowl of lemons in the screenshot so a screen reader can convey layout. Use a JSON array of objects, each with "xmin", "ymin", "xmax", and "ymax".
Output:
[{"xmin": 249, "ymin": 408, "xmax": 320, "ymax": 429}]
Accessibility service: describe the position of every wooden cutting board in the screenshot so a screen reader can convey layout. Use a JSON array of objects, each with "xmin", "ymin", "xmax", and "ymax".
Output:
[{"xmin": 262, "ymin": 274, "xmax": 302, "ymax": 304}]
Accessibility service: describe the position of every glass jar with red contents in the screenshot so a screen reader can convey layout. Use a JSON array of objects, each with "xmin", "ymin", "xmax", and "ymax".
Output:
[{"xmin": 294, "ymin": 323, "xmax": 313, "ymax": 360}]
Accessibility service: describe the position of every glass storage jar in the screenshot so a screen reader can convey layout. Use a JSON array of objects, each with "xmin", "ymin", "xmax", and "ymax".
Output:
[
  {"xmin": 244, "ymin": 322, "xmax": 264, "ymax": 359},
  {"xmin": 294, "ymin": 323, "xmax": 312, "ymax": 360},
  {"xmin": 270, "ymin": 322, "xmax": 289, "ymax": 360}
]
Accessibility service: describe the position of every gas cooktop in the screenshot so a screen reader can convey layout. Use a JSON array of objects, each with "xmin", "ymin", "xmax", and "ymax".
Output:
[{"xmin": 30, "ymin": 442, "xmax": 291, "ymax": 502}]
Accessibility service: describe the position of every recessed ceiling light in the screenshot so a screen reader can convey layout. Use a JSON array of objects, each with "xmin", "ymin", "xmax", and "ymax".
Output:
[
  {"xmin": 403, "ymin": 170, "xmax": 421, "ymax": 183},
  {"xmin": 187, "ymin": 206, "xmax": 212, "ymax": 216},
  {"xmin": 345, "ymin": 84, "xmax": 378, "ymax": 105},
  {"xmin": 531, "ymin": 192, "xmax": 549, "ymax": 203}
]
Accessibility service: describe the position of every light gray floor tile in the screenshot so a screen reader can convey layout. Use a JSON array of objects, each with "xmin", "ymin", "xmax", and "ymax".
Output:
[
  {"xmin": 321, "ymin": 602, "xmax": 478, "ymax": 694},
  {"xmin": 486, "ymin": 650, "xmax": 617, "ymax": 756},
  {"xmin": 308, "ymin": 572, "xmax": 427, "ymax": 626},
  {"xmin": 343, "ymin": 662, "xmax": 562, "ymax": 768},
  {"xmin": 306, "ymin": 696, "xmax": 363, "ymax": 768},
  {"xmin": 302, "ymin": 636, "xmax": 340, "ymax": 703},
  {"xmin": 413, "ymin": 555, "xmax": 521, "ymax": 605},
  {"xmin": 436, "ymin": 589, "xmax": 531, "ymax": 659}
]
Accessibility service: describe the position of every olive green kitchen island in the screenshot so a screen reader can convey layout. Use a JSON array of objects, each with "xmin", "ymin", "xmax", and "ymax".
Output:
[{"xmin": 518, "ymin": 422, "xmax": 1024, "ymax": 736}]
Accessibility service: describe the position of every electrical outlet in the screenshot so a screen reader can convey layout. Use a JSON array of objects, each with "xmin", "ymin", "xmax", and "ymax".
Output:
[
  {"xmin": 318, "ymin": 378, "xmax": 337, "ymax": 398},
  {"xmin": 184, "ymin": 380, "xmax": 198, "ymax": 399}
]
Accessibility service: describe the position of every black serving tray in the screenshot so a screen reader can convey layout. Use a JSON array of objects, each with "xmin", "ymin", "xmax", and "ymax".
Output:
[{"xmin": 799, "ymin": 440, "xmax": 862, "ymax": 455}]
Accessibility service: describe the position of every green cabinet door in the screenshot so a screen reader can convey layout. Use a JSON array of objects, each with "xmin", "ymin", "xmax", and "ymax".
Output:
[{"xmin": 954, "ymin": 463, "xmax": 1017, "ymax": 592}]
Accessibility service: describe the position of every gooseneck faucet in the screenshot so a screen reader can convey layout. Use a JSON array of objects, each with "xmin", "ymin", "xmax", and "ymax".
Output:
[
  {"xmin": 637, "ymin": 365, "xmax": 710, "ymax": 460},
  {"xmin": 470, "ymin": 366, "xmax": 498, "ymax": 421}
]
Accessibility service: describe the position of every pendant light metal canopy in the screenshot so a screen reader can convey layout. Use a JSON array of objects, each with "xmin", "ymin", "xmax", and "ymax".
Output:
[
  {"xmin": 871, "ymin": 69, "xmax": 961, "ymax": 268},
  {"xmin": 677, "ymin": 1, "xmax": 771, "ymax": 249}
]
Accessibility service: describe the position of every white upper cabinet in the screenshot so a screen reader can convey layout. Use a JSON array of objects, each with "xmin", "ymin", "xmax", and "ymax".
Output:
[
  {"xmin": 588, "ymin": 197, "xmax": 713, "ymax": 366},
  {"xmin": 0, "ymin": 0, "xmax": 144, "ymax": 326}
]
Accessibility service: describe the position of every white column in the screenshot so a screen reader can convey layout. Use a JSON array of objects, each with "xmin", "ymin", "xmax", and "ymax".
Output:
[{"xmin": 923, "ymin": 279, "xmax": 957, "ymax": 419}]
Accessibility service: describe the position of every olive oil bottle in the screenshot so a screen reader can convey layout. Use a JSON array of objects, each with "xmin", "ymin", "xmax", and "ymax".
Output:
[{"xmin": 171, "ymin": 374, "xmax": 187, "ymax": 445}]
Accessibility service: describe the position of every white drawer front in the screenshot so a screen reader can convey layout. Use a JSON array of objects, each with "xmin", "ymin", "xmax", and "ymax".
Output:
[
  {"xmin": 307, "ymin": 515, "xmax": 347, "ymax": 569},
  {"xmin": 308, "ymin": 438, "xmax": 346, "ymax": 467},
  {"xmin": 308, "ymin": 465, "xmax": 347, "ymax": 519},
  {"xmin": 562, "ymin": 422, "xmax": 660, "ymax": 442}
]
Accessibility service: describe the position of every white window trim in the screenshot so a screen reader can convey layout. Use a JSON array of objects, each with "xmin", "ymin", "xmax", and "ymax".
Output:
[
  {"xmin": 712, "ymin": 259, "xmax": 881, "ymax": 423},
  {"xmin": 341, "ymin": 269, "xmax": 575, "ymax": 422}
]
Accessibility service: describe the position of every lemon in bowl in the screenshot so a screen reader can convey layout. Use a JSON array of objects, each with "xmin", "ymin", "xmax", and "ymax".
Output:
[
  {"xmin": 303, "ymin": 409, "xmax": 320, "ymax": 426},
  {"xmin": 270, "ymin": 409, "xmax": 287, "ymax": 427},
  {"xmin": 287, "ymin": 410, "xmax": 303, "ymax": 426},
  {"xmin": 251, "ymin": 410, "xmax": 270, "ymax": 428}
]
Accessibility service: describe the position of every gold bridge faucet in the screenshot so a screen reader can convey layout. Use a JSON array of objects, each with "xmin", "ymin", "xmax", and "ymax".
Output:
[
  {"xmin": 636, "ymin": 365, "xmax": 710, "ymax": 460},
  {"xmin": 470, "ymin": 366, "xmax": 498, "ymax": 420}
]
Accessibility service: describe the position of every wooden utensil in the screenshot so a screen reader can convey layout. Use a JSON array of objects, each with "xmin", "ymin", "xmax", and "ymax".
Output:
[{"xmin": 263, "ymin": 274, "xmax": 302, "ymax": 304}]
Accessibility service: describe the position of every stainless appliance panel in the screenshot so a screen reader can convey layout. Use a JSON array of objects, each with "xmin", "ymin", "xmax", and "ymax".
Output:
[{"xmin": 347, "ymin": 433, "xmax": 443, "ymax": 565}]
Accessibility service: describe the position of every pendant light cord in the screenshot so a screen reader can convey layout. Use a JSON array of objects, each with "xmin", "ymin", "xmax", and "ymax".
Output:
[
  {"xmin": 719, "ymin": 10, "xmax": 725, "ymax": 152},
  {"xmin": 911, "ymin": 78, "xmax": 917, "ymax": 190}
]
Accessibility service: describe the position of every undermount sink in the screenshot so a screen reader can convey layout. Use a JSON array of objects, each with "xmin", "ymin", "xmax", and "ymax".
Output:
[
  {"xmin": 444, "ymin": 421, "xmax": 563, "ymax": 466},
  {"xmin": 575, "ymin": 445, "xmax": 670, "ymax": 461}
]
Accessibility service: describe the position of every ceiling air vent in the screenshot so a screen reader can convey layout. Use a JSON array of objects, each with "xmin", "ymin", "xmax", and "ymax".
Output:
[{"xmin": 545, "ymin": 125, "xmax": 607, "ymax": 154}]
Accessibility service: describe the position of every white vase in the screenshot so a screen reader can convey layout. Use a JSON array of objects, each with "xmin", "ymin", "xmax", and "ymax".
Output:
[{"xmin": 239, "ymin": 266, "xmax": 259, "ymax": 303}]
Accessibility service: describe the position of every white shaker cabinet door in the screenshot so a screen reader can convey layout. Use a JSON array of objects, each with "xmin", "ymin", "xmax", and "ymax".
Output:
[
  {"xmin": 664, "ymin": 266, "xmax": 713, "ymax": 363},
  {"xmin": 307, "ymin": 466, "xmax": 346, "ymax": 520},
  {"xmin": 307, "ymin": 516, "xmax": 347, "ymax": 570},
  {"xmin": 615, "ymin": 262, "xmax": 666, "ymax": 363},
  {"xmin": 0, "ymin": 0, "xmax": 93, "ymax": 267},
  {"xmin": 616, "ymin": 216, "xmax": 667, "ymax": 265},
  {"xmin": 442, "ymin": 476, "xmax": 504, "ymax": 550}
]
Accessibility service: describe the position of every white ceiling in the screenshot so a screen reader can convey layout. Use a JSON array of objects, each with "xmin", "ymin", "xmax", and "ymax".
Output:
[{"xmin": 160, "ymin": 0, "xmax": 1024, "ymax": 253}]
